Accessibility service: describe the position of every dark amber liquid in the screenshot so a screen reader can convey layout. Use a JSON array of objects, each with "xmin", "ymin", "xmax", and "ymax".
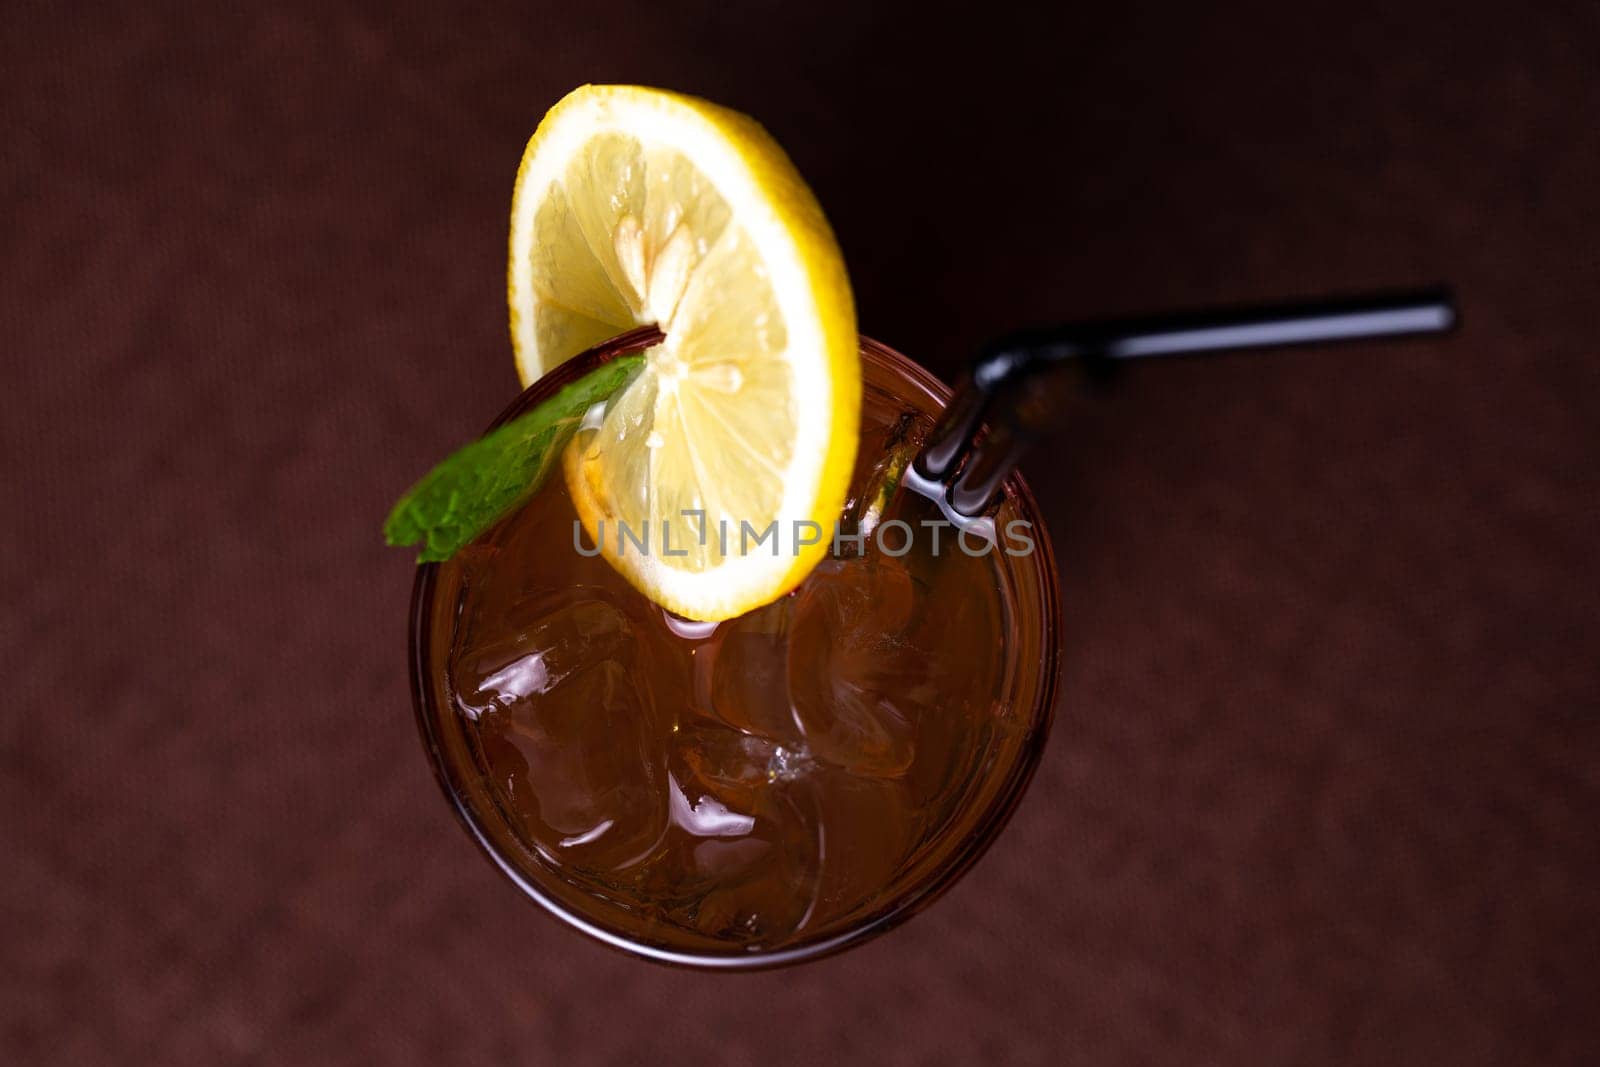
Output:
[{"xmin": 422, "ymin": 342, "xmax": 1055, "ymax": 958}]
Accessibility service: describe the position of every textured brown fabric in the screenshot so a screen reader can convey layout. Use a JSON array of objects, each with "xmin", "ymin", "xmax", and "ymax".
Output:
[{"xmin": 5, "ymin": 2, "xmax": 1597, "ymax": 1063}]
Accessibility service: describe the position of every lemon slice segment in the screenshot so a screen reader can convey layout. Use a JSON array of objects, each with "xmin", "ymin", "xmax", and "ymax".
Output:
[{"xmin": 508, "ymin": 85, "xmax": 858, "ymax": 621}]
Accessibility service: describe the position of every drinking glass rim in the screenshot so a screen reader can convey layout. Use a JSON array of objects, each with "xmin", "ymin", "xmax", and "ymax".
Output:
[{"xmin": 408, "ymin": 330, "xmax": 1063, "ymax": 970}]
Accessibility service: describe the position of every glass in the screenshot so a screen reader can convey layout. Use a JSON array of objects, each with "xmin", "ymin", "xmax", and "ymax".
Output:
[{"xmin": 409, "ymin": 332, "xmax": 1061, "ymax": 968}]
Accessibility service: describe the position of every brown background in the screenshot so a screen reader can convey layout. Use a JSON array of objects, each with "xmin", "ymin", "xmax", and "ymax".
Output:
[{"xmin": 5, "ymin": 1, "xmax": 1598, "ymax": 1063}]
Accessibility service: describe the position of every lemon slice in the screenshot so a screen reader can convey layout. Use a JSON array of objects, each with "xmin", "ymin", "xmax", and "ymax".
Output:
[{"xmin": 508, "ymin": 85, "xmax": 859, "ymax": 621}]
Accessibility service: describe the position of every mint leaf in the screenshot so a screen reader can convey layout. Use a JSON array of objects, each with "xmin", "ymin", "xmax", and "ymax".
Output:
[{"xmin": 384, "ymin": 355, "xmax": 643, "ymax": 562}]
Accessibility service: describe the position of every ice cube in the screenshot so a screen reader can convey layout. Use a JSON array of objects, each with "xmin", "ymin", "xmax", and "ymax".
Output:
[
  {"xmin": 673, "ymin": 723, "xmax": 787, "ymax": 814},
  {"xmin": 452, "ymin": 592, "xmax": 669, "ymax": 872},
  {"xmin": 451, "ymin": 590, "xmax": 632, "ymax": 719},
  {"xmin": 670, "ymin": 722, "xmax": 813, "ymax": 817},
  {"xmin": 667, "ymin": 772, "xmax": 758, "ymax": 838},
  {"xmin": 660, "ymin": 724, "xmax": 916, "ymax": 941},
  {"xmin": 650, "ymin": 723, "xmax": 819, "ymax": 944},
  {"xmin": 706, "ymin": 596, "xmax": 805, "ymax": 744},
  {"xmin": 672, "ymin": 805, "xmax": 779, "ymax": 921},
  {"xmin": 786, "ymin": 558, "xmax": 930, "ymax": 777},
  {"xmin": 783, "ymin": 769, "xmax": 917, "ymax": 918},
  {"xmin": 667, "ymin": 722, "xmax": 806, "ymax": 886}
]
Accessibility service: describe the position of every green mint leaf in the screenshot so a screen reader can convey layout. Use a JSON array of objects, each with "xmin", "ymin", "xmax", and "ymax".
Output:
[{"xmin": 384, "ymin": 354, "xmax": 643, "ymax": 562}]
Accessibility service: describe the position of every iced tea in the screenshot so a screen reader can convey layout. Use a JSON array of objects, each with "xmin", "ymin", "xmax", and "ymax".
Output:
[{"xmin": 411, "ymin": 334, "xmax": 1059, "ymax": 966}]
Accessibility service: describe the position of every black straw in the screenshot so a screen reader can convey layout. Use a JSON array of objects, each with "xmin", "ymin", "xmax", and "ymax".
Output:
[{"xmin": 913, "ymin": 286, "xmax": 1458, "ymax": 518}]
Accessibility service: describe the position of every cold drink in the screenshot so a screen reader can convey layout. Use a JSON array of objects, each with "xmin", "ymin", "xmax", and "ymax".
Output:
[{"xmin": 411, "ymin": 334, "xmax": 1060, "ymax": 966}]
